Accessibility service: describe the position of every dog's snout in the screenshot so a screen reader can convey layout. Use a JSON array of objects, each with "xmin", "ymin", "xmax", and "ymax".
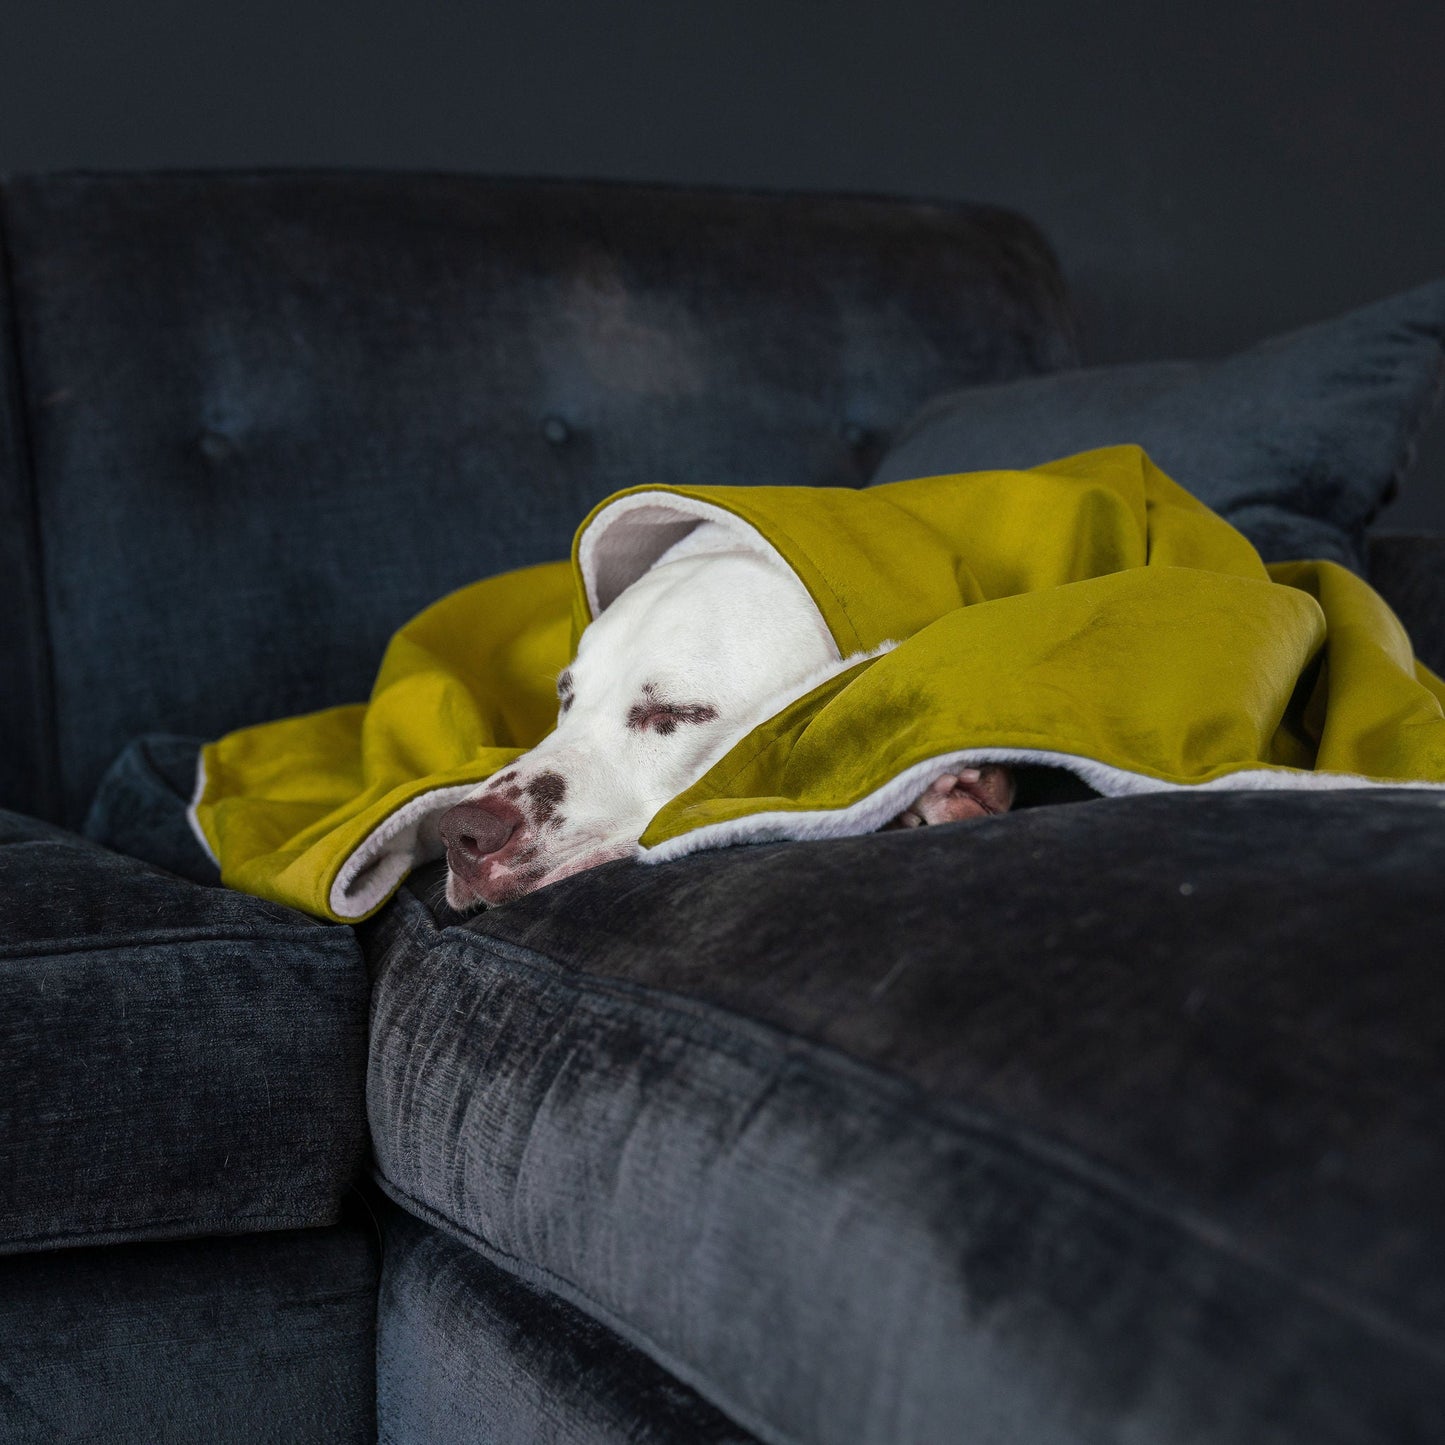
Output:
[{"xmin": 440, "ymin": 797, "xmax": 517, "ymax": 863}]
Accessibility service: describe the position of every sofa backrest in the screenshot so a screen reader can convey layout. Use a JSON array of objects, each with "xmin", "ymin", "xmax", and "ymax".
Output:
[{"xmin": 0, "ymin": 172, "xmax": 1078, "ymax": 827}]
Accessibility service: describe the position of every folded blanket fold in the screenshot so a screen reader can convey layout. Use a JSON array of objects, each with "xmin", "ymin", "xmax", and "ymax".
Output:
[{"xmin": 189, "ymin": 445, "xmax": 1445, "ymax": 921}]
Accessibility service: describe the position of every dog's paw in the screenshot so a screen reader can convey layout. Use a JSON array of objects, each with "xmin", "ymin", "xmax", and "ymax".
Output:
[{"xmin": 887, "ymin": 765, "xmax": 1015, "ymax": 829}]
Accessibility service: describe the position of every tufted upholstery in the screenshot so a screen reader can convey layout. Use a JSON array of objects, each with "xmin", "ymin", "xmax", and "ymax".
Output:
[{"xmin": 0, "ymin": 172, "xmax": 1076, "ymax": 827}]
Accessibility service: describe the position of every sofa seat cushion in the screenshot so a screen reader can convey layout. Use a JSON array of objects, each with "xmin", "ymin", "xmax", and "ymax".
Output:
[
  {"xmin": 0, "ymin": 809, "xmax": 368, "ymax": 1253},
  {"xmin": 378, "ymin": 1197, "xmax": 757, "ymax": 1444},
  {"xmin": 364, "ymin": 790, "xmax": 1445, "ymax": 1445},
  {"xmin": 0, "ymin": 1217, "xmax": 378, "ymax": 1443}
]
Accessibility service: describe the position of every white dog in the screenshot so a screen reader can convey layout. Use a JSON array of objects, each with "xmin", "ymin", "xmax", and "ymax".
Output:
[{"xmin": 440, "ymin": 523, "xmax": 1014, "ymax": 908}]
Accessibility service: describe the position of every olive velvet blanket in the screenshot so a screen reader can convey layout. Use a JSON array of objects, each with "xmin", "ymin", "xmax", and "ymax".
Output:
[{"xmin": 190, "ymin": 445, "xmax": 1445, "ymax": 921}]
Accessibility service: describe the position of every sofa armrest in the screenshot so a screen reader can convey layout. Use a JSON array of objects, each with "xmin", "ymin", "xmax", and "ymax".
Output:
[
  {"xmin": 1367, "ymin": 532, "xmax": 1445, "ymax": 676},
  {"xmin": 0, "ymin": 808, "xmax": 367, "ymax": 1255}
]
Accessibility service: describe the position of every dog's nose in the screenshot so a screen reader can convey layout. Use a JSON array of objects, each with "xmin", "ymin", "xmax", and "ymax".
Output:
[{"xmin": 439, "ymin": 797, "xmax": 517, "ymax": 865}]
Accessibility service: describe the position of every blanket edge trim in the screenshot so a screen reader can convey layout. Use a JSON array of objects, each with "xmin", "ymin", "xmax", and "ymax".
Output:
[
  {"xmin": 637, "ymin": 748, "xmax": 1445, "ymax": 863},
  {"xmin": 186, "ymin": 750, "xmax": 220, "ymax": 866}
]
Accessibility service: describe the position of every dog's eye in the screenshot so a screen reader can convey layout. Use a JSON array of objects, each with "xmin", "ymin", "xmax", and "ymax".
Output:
[{"xmin": 626, "ymin": 692, "xmax": 718, "ymax": 736}]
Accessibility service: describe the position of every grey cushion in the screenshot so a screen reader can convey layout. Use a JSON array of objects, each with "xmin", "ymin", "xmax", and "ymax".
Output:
[
  {"xmin": 83, "ymin": 733, "xmax": 221, "ymax": 886},
  {"xmin": 365, "ymin": 790, "xmax": 1445, "ymax": 1445},
  {"xmin": 1368, "ymin": 533, "xmax": 1445, "ymax": 678},
  {"xmin": 871, "ymin": 279, "xmax": 1445, "ymax": 572},
  {"xmin": 0, "ymin": 808, "xmax": 368, "ymax": 1253},
  {"xmin": 0, "ymin": 1219, "xmax": 377, "ymax": 1442},
  {"xmin": 378, "ymin": 1199, "xmax": 757, "ymax": 1444}
]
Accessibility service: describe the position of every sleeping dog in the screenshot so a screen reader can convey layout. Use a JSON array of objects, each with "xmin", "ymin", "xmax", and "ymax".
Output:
[{"xmin": 440, "ymin": 523, "xmax": 1014, "ymax": 908}]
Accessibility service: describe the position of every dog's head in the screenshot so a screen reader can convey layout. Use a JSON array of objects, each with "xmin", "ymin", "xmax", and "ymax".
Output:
[{"xmin": 440, "ymin": 527, "xmax": 838, "ymax": 908}]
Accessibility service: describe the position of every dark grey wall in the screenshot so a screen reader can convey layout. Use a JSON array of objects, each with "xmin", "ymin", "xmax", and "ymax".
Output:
[{"xmin": 2, "ymin": 0, "xmax": 1441, "ymax": 526}]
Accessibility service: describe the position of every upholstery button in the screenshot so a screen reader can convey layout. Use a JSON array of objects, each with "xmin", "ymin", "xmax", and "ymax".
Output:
[
  {"xmin": 197, "ymin": 429, "xmax": 236, "ymax": 464},
  {"xmin": 541, "ymin": 416, "xmax": 571, "ymax": 446}
]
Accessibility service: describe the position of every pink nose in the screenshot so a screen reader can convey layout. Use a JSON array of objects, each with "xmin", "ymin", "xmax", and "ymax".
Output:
[{"xmin": 439, "ymin": 797, "xmax": 518, "ymax": 875}]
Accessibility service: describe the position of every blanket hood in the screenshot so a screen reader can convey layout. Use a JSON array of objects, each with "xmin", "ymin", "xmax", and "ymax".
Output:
[
  {"xmin": 570, "ymin": 444, "xmax": 1267, "ymax": 659},
  {"xmin": 191, "ymin": 446, "xmax": 1445, "ymax": 921}
]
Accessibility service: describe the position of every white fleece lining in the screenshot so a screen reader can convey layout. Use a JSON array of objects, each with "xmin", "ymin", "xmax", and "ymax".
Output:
[
  {"xmin": 577, "ymin": 491, "xmax": 817, "ymax": 623},
  {"xmin": 328, "ymin": 782, "xmax": 484, "ymax": 918},
  {"xmin": 638, "ymin": 747, "xmax": 1445, "ymax": 864},
  {"xmin": 190, "ymin": 744, "xmax": 487, "ymax": 917},
  {"xmin": 186, "ymin": 750, "xmax": 219, "ymax": 866}
]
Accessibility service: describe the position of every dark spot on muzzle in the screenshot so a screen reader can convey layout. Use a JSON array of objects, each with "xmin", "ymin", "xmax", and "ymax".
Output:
[{"xmin": 525, "ymin": 770, "xmax": 567, "ymax": 823}]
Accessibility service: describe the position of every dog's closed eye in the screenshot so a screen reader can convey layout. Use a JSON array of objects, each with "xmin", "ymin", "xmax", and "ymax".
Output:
[{"xmin": 626, "ymin": 683, "xmax": 718, "ymax": 736}]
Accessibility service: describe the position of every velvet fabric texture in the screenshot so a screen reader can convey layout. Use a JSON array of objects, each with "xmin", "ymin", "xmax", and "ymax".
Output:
[
  {"xmin": 871, "ymin": 279, "xmax": 1445, "ymax": 572},
  {"xmin": 0, "ymin": 1220, "xmax": 378, "ymax": 1441},
  {"xmin": 1368, "ymin": 534, "xmax": 1445, "ymax": 677},
  {"xmin": 0, "ymin": 808, "xmax": 368, "ymax": 1252},
  {"xmin": 84, "ymin": 733, "xmax": 222, "ymax": 885},
  {"xmin": 365, "ymin": 789, "xmax": 1445, "ymax": 1445},
  {"xmin": 0, "ymin": 171, "xmax": 1076, "ymax": 829},
  {"xmin": 378, "ymin": 1200, "xmax": 756, "ymax": 1443},
  {"xmin": 194, "ymin": 444, "xmax": 1445, "ymax": 922},
  {"xmin": 0, "ymin": 263, "xmax": 55, "ymax": 825}
]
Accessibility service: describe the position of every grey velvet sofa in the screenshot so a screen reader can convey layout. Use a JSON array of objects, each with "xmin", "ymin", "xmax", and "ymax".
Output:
[{"xmin": 1, "ymin": 171, "xmax": 1442, "ymax": 1444}]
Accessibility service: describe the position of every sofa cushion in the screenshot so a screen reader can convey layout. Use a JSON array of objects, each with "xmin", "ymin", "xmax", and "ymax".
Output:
[
  {"xmin": 1368, "ymin": 533, "xmax": 1445, "ymax": 678},
  {"xmin": 83, "ymin": 733, "xmax": 221, "ymax": 885},
  {"xmin": 365, "ymin": 790, "xmax": 1445, "ymax": 1445},
  {"xmin": 871, "ymin": 279, "xmax": 1445, "ymax": 572},
  {"xmin": 0, "ymin": 1217, "xmax": 378, "ymax": 1443},
  {"xmin": 0, "ymin": 809, "xmax": 368, "ymax": 1253},
  {"xmin": 378, "ymin": 1198, "xmax": 756, "ymax": 1444}
]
